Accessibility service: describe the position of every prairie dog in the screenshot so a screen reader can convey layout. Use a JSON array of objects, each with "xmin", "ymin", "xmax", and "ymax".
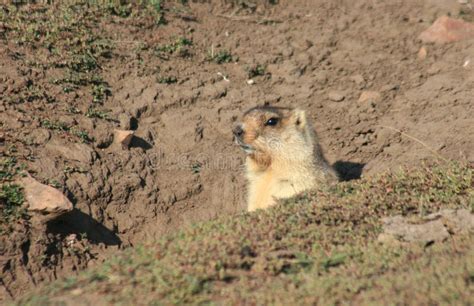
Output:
[{"xmin": 233, "ymin": 106, "xmax": 338, "ymax": 211}]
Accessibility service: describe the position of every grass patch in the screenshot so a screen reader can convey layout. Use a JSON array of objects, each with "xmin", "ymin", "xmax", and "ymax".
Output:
[
  {"xmin": 18, "ymin": 163, "xmax": 473, "ymax": 305},
  {"xmin": 246, "ymin": 64, "xmax": 266, "ymax": 78},
  {"xmin": 0, "ymin": 157, "xmax": 21, "ymax": 181},
  {"xmin": 85, "ymin": 107, "xmax": 110, "ymax": 120},
  {"xmin": 157, "ymin": 75, "xmax": 178, "ymax": 84},
  {"xmin": 209, "ymin": 49, "xmax": 233, "ymax": 64},
  {"xmin": 41, "ymin": 120, "xmax": 93, "ymax": 143},
  {"xmin": 0, "ymin": 184, "xmax": 24, "ymax": 220},
  {"xmin": 0, "ymin": 157, "xmax": 27, "ymax": 233},
  {"xmin": 154, "ymin": 37, "xmax": 192, "ymax": 59}
]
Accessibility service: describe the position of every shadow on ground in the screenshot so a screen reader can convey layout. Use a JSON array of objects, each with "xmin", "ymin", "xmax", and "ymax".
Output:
[
  {"xmin": 333, "ymin": 161, "xmax": 365, "ymax": 181},
  {"xmin": 47, "ymin": 209, "xmax": 121, "ymax": 246}
]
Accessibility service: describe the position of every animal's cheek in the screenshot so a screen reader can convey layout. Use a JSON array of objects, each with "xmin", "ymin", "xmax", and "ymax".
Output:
[
  {"xmin": 252, "ymin": 137, "xmax": 271, "ymax": 151},
  {"xmin": 243, "ymin": 131, "xmax": 258, "ymax": 144}
]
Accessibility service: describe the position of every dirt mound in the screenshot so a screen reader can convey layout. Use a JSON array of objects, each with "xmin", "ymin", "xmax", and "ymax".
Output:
[
  {"xmin": 17, "ymin": 165, "xmax": 474, "ymax": 305},
  {"xmin": 1, "ymin": 0, "xmax": 473, "ymax": 301}
]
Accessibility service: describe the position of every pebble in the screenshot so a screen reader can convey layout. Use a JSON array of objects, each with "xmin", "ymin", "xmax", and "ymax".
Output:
[
  {"xmin": 114, "ymin": 129, "xmax": 134, "ymax": 149},
  {"xmin": 358, "ymin": 91, "xmax": 382, "ymax": 104},
  {"xmin": 328, "ymin": 91, "xmax": 345, "ymax": 102},
  {"xmin": 418, "ymin": 46, "xmax": 427, "ymax": 60}
]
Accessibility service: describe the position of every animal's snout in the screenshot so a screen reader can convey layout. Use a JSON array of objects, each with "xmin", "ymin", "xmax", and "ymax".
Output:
[{"xmin": 233, "ymin": 124, "xmax": 244, "ymax": 138}]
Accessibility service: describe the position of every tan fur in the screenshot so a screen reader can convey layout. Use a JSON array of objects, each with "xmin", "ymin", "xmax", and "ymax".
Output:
[{"xmin": 233, "ymin": 106, "xmax": 339, "ymax": 212}]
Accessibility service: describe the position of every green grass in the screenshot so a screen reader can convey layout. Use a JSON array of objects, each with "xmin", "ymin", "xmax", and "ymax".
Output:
[
  {"xmin": 41, "ymin": 120, "xmax": 93, "ymax": 143},
  {"xmin": 247, "ymin": 64, "xmax": 266, "ymax": 78},
  {"xmin": 85, "ymin": 107, "xmax": 110, "ymax": 120},
  {"xmin": 0, "ymin": 157, "xmax": 27, "ymax": 233},
  {"xmin": 0, "ymin": 184, "xmax": 24, "ymax": 219},
  {"xmin": 0, "ymin": 1, "xmax": 163, "ymax": 127},
  {"xmin": 17, "ymin": 163, "xmax": 473, "ymax": 305},
  {"xmin": 209, "ymin": 49, "xmax": 233, "ymax": 64},
  {"xmin": 154, "ymin": 37, "xmax": 193, "ymax": 59},
  {"xmin": 157, "ymin": 75, "xmax": 178, "ymax": 84}
]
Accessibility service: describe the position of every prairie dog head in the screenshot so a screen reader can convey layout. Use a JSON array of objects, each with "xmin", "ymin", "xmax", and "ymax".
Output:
[{"xmin": 232, "ymin": 106, "xmax": 314, "ymax": 162}]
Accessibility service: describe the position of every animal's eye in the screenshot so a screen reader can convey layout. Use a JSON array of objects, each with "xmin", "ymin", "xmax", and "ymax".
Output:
[{"xmin": 265, "ymin": 118, "xmax": 279, "ymax": 126}]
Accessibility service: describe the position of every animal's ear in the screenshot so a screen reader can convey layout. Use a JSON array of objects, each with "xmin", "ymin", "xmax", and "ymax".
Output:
[{"xmin": 292, "ymin": 109, "xmax": 307, "ymax": 130}]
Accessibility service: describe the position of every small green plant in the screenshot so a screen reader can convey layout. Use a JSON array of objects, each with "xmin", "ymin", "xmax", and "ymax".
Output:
[
  {"xmin": 92, "ymin": 82, "xmax": 111, "ymax": 104},
  {"xmin": 41, "ymin": 120, "xmax": 70, "ymax": 131},
  {"xmin": 157, "ymin": 76, "xmax": 178, "ymax": 84},
  {"xmin": 64, "ymin": 165, "xmax": 87, "ymax": 174},
  {"xmin": 48, "ymin": 179, "xmax": 63, "ymax": 189},
  {"xmin": 0, "ymin": 157, "xmax": 19, "ymax": 181},
  {"xmin": 86, "ymin": 107, "xmax": 110, "ymax": 120},
  {"xmin": 70, "ymin": 52, "xmax": 98, "ymax": 73},
  {"xmin": 67, "ymin": 106, "xmax": 81, "ymax": 114},
  {"xmin": 191, "ymin": 162, "xmax": 202, "ymax": 174},
  {"xmin": 155, "ymin": 37, "xmax": 192, "ymax": 57},
  {"xmin": 0, "ymin": 184, "xmax": 24, "ymax": 220},
  {"xmin": 71, "ymin": 129, "xmax": 93, "ymax": 143},
  {"xmin": 105, "ymin": 2, "xmax": 132, "ymax": 18},
  {"xmin": 210, "ymin": 50, "xmax": 233, "ymax": 64},
  {"xmin": 41, "ymin": 120, "xmax": 92, "ymax": 143},
  {"xmin": 149, "ymin": 0, "xmax": 163, "ymax": 12},
  {"xmin": 247, "ymin": 64, "xmax": 266, "ymax": 78},
  {"xmin": 148, "ymin": 0, "xmax": 167, "ymax": 25}
]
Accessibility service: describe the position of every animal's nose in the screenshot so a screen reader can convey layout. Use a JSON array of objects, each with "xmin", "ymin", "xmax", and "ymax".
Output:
[{"xmin": 233, "ymin": 125, "xmax": 244, "ymax": 138}]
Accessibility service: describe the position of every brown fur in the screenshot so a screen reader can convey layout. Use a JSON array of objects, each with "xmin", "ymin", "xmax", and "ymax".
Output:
[{"xmin": 233, "ymin": 106, "xmax": 338, "ymax": 211}]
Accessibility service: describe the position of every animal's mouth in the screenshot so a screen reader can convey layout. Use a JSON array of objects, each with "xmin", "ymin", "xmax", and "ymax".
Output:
[{"xmin": 234, "ymin": 137, "xmax": 255, "ymax": 154}]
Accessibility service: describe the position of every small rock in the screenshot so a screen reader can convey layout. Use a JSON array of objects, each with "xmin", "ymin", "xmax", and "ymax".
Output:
[
  {"xmin": 375, "ymin": 128, "xmax": 393, "ymax": 149},
  {"xmin": 328, "ymin": 91, "xmax": 345, "ymax": 102},
  {"xmin": 417, "ymin": 46, "xmax": 427, "ymax": 60},
  {"xmin": 378, "ymin": 209, "xmax": 474, "ymax": 245},
  {"xmin": 380, "ymin": 215, "xmax": 449, "ymax": 244},
  {"xmin": 463, "ymin": 59, "xmax": 471, "ymax": 68},
  {"xmin": 20, "ymin": 175, "xmax": 73, "ymax": 221},
  {"xmin": 66, "ymin": 233, "xmax": 77, "ymax": 247},
  {"xmin": 118, "ymin": 113, "xmax": 132, "ymax": 130},
  {"xmin": 246, "ymin": 79, "xmax": 255, "ymax": 85},
  {"xmin": 358, "ymin": 91, "xmax": 382, "ymax": 104},
  {"xmin": 114, "ymin": 130, "xmax": 134, "ymax": 148},
  {"xmin": 419, "ymin": 16, "xmax": 474, "ymax": 44},
  {"xmin": 71, "ymin": 288, "xmax": 83, "ymax": 296}
]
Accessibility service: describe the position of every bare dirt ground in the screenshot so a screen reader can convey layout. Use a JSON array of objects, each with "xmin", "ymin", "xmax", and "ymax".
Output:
[{"xmin": 1, "ymin": 0, "xmax": 473, "ymax": 301}]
